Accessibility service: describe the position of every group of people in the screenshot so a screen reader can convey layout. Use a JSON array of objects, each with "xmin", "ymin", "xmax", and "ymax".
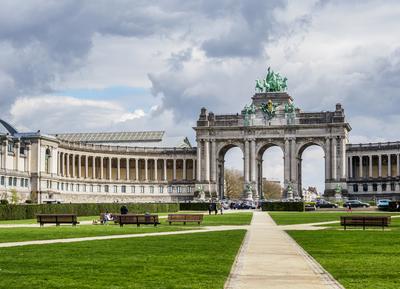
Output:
[
  {"xmin": 93, "ymin": 205, "xmax": 129, "ymax": 224},
  {"xmin": 208, "ymin": 202, "xmax": 223, "ymax": 215}
]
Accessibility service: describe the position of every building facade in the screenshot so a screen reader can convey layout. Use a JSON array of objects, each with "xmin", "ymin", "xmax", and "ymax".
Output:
[
  {"xmin": 1, "ymin": 89, "xmax": 400, "ymax": 203},
  {"xmin": 0, "ymin": 120, "xmax": 196, "ymax": 203}
]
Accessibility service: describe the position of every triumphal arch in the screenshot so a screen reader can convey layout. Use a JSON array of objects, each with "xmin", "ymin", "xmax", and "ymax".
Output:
[{"xmin": 194, "ymin": 68, "xmax": 351, "ymax": 200}]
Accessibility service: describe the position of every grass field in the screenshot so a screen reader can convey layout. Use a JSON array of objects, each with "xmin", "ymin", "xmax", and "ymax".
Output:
[
  {"xmin": 0, "ymin": 212, "xmax": 252, "ymax": 243},
  {"xmin": 0, "ymin": 230, "xmax": 246, "ymax": 289},
  {"xmin": 268, "ymin": 211, "xmax": 399, "ymax": 225},
  {"xmin": 288, "ymin": 229, "xmax": 400, "ymax": 289}
]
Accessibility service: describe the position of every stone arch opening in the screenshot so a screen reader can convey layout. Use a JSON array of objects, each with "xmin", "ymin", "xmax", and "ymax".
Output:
[
  {"xmin": 217, "ymin": 144, "xmax": 244, "ymax": 200},
  {"xmin": 298, "ymin": 143, "xmax": 325, "ymax": 200},
  {"xmin": 257, "ymin": 144, "xmax": 284, "ymax": 200}
]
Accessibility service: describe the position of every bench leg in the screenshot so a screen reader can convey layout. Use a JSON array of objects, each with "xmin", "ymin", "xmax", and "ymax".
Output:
[
  {"xmin": 184, "ymin": 222, "xmax": 186, "ymax": 225},
  {"xmin": 198, "ymin": 222, "xmax": 200, "ymax": 225},
  {"xmin": 120, "ymin": 224, "xmax": 123, "ymax": 227},
  {"xmin": 56, "ymin": 223, "xmax": 60, "ymax": 227},
  {"xmin": 169, "ymin": 222, "xmax": 171, "ymax": 225}
]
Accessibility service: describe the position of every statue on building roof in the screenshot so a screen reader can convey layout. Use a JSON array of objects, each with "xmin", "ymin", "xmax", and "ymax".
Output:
[{"xmin": 255, "ymin": 67, "xmax": 288, "ymax": 92}]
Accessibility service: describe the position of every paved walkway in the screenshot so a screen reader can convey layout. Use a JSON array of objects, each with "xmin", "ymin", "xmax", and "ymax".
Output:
[{"xmin": 225, "ymin": 212, "xmax": 344, "ymax": 289}]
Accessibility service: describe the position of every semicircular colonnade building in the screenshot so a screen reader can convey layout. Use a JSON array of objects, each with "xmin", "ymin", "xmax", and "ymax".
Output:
[{"xmin": 1, "ymin": 89, "xmax": 400, "ymax": 203}]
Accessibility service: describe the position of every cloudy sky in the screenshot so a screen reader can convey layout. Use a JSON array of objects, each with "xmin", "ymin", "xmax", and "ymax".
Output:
[{"xmin": 1, "ymin": 0, "xmax": 399, "ymax": 192}]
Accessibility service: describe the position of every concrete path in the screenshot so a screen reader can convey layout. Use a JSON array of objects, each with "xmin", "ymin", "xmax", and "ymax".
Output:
[
  {"xmin": 0, "ymin": 225, "xmax": 249, "ymax": 248},
  {"xmin": 225, "ymin": 212, "xmax": 344, "ymax": 289}
]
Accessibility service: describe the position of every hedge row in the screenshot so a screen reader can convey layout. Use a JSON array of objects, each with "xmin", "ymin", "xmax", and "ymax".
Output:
[
  {"xmin": 388, "ymin": 201, "xmax": 400, "ymax": 212},
  {"xmin": 179, "ymin": 203, "xmax": 210, "ymax": 211},
  {"xmin": 0, "ymin": 203, "xmax": 179, "ymax": 221},
  {"xmin": 261, "ymin": 202, "xmax": 305, "ymax": 212}
]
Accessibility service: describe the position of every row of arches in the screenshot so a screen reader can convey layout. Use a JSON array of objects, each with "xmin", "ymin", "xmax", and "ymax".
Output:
[{"xmin": 221, "ymin": 143, "xmax": 325, "ymax": 199}]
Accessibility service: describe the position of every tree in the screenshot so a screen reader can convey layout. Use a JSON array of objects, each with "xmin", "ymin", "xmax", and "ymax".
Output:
[
  {"xmin": 224, "ymin": 169, "xmax": 244, "ymax": 199},
  {"xmin": 262, "ymin": 180, "xmax": 282, "ymax": 200},
  {"xmin": 10, "ymin": 189, "xmax": 20, "ymax": 204}
]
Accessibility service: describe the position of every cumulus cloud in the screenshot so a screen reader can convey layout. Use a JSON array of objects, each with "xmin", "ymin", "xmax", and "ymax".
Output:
[
  {"xmin": 9, "ymin": 96, "xmax": 146, "ymax": 132},
  {"xmin": 2, "ymin": 0, "xmax": 400, "ymax": 191}
]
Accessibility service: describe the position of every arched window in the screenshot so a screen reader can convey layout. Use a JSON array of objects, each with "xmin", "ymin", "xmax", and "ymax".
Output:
[{"xmin": 45, "ymin": 148, "xmax": 51, "ymax": 173}]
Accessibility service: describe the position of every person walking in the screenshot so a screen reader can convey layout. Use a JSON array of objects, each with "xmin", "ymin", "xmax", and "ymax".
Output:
[
  {"xmin": 208, "ymin": 202, "xmax": 213, "ymax": 215},
  {"xmin": 346, "ymin": 203, "xmax": 352, "ymax": 213},
  {"xmin": 120, "ymin": 205, "xmax": 128, "ymax": 215}
]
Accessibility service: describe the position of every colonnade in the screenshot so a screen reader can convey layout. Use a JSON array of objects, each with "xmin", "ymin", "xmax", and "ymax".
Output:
[
  {"xmin": 348, "ymin": 153, "xmax": 400, "ymax": 179},
  {"xmin": 57, "ymin": 152, "xmax": 196, "ymax": 182}
]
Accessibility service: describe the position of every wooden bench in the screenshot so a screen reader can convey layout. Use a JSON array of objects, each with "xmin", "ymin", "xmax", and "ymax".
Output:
[
  {"xmin": 340, "ymin": 215, "xmax": 391, "ymax": 230},
  {"xmin": 114, "ymin": 214, "xmax": 160, "ymax": 227},
  {"xmin": 36, "ymin": 214, "xmax": 79, "ymax": 227},
  {"xmin": 167, "ymin": 214, "xmax": 204, "ymax": 225}
]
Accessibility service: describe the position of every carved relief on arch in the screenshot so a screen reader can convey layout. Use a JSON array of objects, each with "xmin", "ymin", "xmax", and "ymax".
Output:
[
  {"xmin": 215, "ymin": 140, "xmax": 244, "ymax": 159},
  {"xmin": 256, "ymin": 140, "xmax": 285, "ymax": 157},
  {"xmin": 296, "ymin": 138, "xmax": 326, "ymax": 157}
]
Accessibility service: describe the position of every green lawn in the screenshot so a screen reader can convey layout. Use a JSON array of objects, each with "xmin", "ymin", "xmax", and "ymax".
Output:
[
  {"xmin": 201, "ymin": 212, "xmax": 252, "ymax": 226},
  {"xmin": 0, "ymin": 213, "xmax": 172, "ymax": 224},
  {"xmin": 0, "ymin": 230, "xmax": 246, "ymax": 289},
  {"xmin": 288, "ymin": 229, "xmax": 400, "ymax": 289},
  {"xmin": 268, "ymin": 211, "xmax": 399, "ymax": 225},
  {"xmin": 0, "ymin": 213, "xmax": 252, "ymax": 243}
]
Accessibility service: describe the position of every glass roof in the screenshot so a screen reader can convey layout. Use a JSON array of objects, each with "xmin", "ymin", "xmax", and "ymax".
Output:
[{"xmin": 55, "ymin": 131, "xmax": 164, "ymax": 143}]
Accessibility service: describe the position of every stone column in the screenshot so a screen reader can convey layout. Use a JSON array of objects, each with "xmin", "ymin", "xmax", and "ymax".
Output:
[
  {"xmin": 163, "ymin": 159, "xmax": 167, "ymax": 181},
  {"xmin": 67, "ymin": 153, "xmax": 71, "ymax": 177},
  {"xmin": 135, "ymin": 158, "xmax": 139, "ymax": 181},
  {"xmin": 244, "ymin": 140, "xmax": 250, "ymax": 183},
  {"xmin": 85, "ymin": 155, "xmax": 89, "ymax": 178},
  {"xmin": 204, "ymin": 140, "xmax": 210, "ymax": 181},
  {"xmin": 388, "ymin": 154, "xmax": 392, "ymax": 177},
  {"xmin": 359, "ymin": 156, "xmax": 362, "ymax": 178},
  {"xmin": 78, "ymin": 155, "xmax": 82, "ymax": 178},
  {"xmin": 182, "ymin": 159, "xmax": 186, "ymax": 180},
  {"xmin": 100, "ymin": 157, "xmax": 104, "ymax": 179},
  {"xmin": 196, "ymin": 140, "xmax": 202, "ymax": 181},
  {"xmin": 250, "ymin": 139, "xmax": 256, "ymax": 182},
  {"xmin": 338, "ymin": 136, "xmax": 346, "ymax": 180},
  {"xmin": 290, "ymin": 139, "xmax": 297, "ymax": 185},
  {"xmin": 154, "ymin": 159, "xmax": 158, "ymax": 181},
  {"xmin": 324, "ymin": 138, "xmax": 331, "ymax": 181},
  {"xmin": 72, "ymin": 154, "xmax": 76, "ymax": 178},
  {"xmin": 192, "ymin": 159, "xmax": 196, "ymax": 180},
  {"xmin": 117, "ymin": 158, "xmax": 120, "ymax": 180},
  {"xmin": 397, "ymin": 154, "xmax": 400, "ymax": 177},
  {"xmin": 173, "ymin": 159, "xmax": 176, "ymax": 180},
  {"xmin": 378, "ymin": 155, "xmax": 382, "ymax": 177},
  {"xmin": 126, "ymin": 158, "xmax": 130, "ymax": 180},
  {"xmin": 348, "ymin": 156, "xmax": 352, "ymax": 178},
  {"xmin": 331, "ymin": 137, "xmax": 337, "ymax": 180},
  {"xmin": 108, "ymin": 157, "xmax": 112, "ymax": 180},
  {"xmin": 369, "ymin": 155, "xmax": 373, "ymax": 177},
  {"xmin": 57, "ymin": 153, "xmax": 61, "ymax": 176},
  {"xmin": 92, "ymin": 156, "xmax": 96, "ymax": 179},
  {"xmin": 283, "ymin": 139, "xmax": 290, "ymax": 183},
  {"xmin": 145, "ymin": 159, "xmax": 148, "ymax": 181},
  {"xmin": 211, "ymin": 140, "xmax": 216, "ymax": 182}
]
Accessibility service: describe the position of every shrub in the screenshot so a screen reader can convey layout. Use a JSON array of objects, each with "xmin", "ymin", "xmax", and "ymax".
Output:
[
  {"xmin": 180, "ymin": 202, "xmax": 210, "ymax": 211},
  {"xmin": 0, "ymin": 199, "xmax": 9, "ymax": 205},
  {"xmin": 0, "ymin": 203, "xmax": 179, "ymax": 221},
  {"xmin": 261, "ymin": 201, "xmax": 304, "ymax": 212}
]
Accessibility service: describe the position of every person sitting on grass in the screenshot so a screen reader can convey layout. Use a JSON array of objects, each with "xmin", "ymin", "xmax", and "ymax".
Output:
[{"xmin": 103, "ymin": 210, "xmax": 113, "ymax": 224}]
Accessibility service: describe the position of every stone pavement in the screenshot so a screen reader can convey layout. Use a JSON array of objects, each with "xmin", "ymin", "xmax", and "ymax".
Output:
[{"xmin": 224, "ymin": 211, "xmax": 344, "ymax": 289}]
